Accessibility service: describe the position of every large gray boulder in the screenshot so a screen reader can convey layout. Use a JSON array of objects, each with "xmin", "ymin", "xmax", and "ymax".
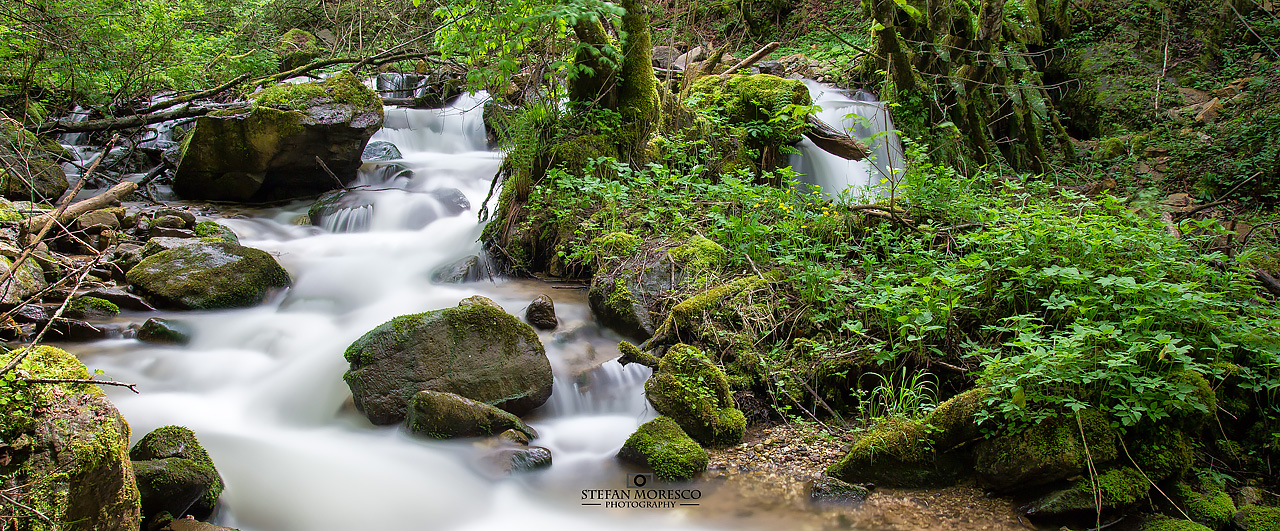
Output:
[
  {"xmin": 173, "ymin": 72, "xmax": 383, "ymax": 202},
  {"xmin": 343, "ymin": 303, "xmax": 554, "ymax": 425},
  {"xmin": 125, "ymin": 241, "xmax": 291, "ymax": 310}
]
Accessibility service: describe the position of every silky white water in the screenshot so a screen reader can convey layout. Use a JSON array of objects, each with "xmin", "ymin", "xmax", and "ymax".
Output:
[
  {"xmin": 791, "ymin": 80, "xmax": 905, "ymax": 199},
  {"xmin": 68, "ymin": 94, "xmax": 711, "ymax": 531}
]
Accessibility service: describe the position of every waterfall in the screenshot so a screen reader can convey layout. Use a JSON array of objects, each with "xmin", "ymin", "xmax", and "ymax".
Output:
[{"xmin": 791, "ymin": 79, "xmax": 905, "ymax": 200}]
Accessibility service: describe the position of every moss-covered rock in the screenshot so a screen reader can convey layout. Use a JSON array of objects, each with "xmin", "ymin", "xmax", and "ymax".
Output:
[
  {"xmin": 588, "ymin": 277, "xmax": 652, "ymax": 340},
  {"xmin": 132, "ymin": 458, "xmax": 221, "ymax": 523},
  {"xmin": 0, "ymin": 121, "xmax": 69, "ymax": 202},
  {"xmin": 593, "ymin": 232, "xmax": 641, "ymax": 261},
  {"xmin": 644, "ymin": 344, "xmax": 746, "ymax": 447},
  {"xmin": 343, "ymin": 304, "xmax": 553, "ymax": 424},
  {"xmin": 825, "ymin": 417, "xmax": 964, "ymax": 488},
  {"xmin": 1233, "ymin": 505, "xmax": 1280, "ymax": 531},
  {"xmin": 477, "ymin": 445, "xmax": 553, "ymax": 476},
  {"xmin": 276, "ymin": 28, "xmax": 320, "ymax": 71},
  {"xmin": 973, "ymin": 410, "xmax": 1119, "ymax": 491},
  {"xmin": 648, "ymin": 275, "xmax": 770, "ymax": 346},
  {"xmin": 173, "ymin": 72, "xmax": 383, "ymax": 202},
  {"xmin": 1021, "ymin": 467, "xmax": 1149, "ymax": 516},
  {"xmin": 923, "ymin": 388, "xmax": 988, "ymax": 450},
  {"xmin": 0, "ymin": 254, "xmax": 47, "ymax": 305},
  {"xmin": 0, "ymin": 346, "xmax": 141, "ymax": 531},
  {"xmin": 617, "ymin": 416, "xmax": 708, "ymax": 481},
  {"xmin": 66, "ymin": 296, "xmax": 120, "ymax": 320},
  {"xmin": 125, "ymin": 241, "xmax": 291, "ymax": 310},
  {"xmin": 129, "ymin": 425, "xmax": 224, "ymax": 520},
  {"xmin": 192, "ymin": 221, "xmax": 240, "ymax": 245},
  {"xmin": 1142, "ymin": 516, "xmax": 1214, "ymax": 531},
  {"xmin": 686, "ymin": 74, "xmax": 811, "ymax": 142},
  {"xmin": 1132, "ymin": 425, "xmax": 1195, "ymax": 482},
  {"xmin": 405, "ymin": 390, "xmax": 538, "ymax": 440},
  {"xmin": 668, "ymin": 235, "xmax": 725, "ymax": 272},
  {"xmin": 1168, "ymin": 477, "xmax": 1235, "ymax": 530}
]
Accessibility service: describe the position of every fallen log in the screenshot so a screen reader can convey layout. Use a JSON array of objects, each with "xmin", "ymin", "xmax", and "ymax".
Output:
[
  {"xmin": 136, "ymin": 73, "xmax": 250, "ymax": 115},
  {"xmin": 29, "ymin": 102, "xmax": 249, "ymax": 135},
  {"xmin": 21, "ymin": 181, "xmax": 137, "ymax": 237},
  {"xmin": 803, "ymin": 115, "xmax": 871, "ymax": 160},
  {"xmin": 1256, "ymin": 269, "xmax": 1280, "ymax": 298},
  {"xmin": 723, "ymin": 41, "xmax": 781, "ymax": 76}
]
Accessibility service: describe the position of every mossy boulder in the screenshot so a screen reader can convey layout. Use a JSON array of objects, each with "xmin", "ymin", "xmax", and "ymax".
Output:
[
  {"xmin": 0, "ymin": 346, "xmax": 141, "ymax": 531},
  {"xmin": 972, "ymin": 410, "xmax": 1119, "ymax": 491},
  {"xmin": 132, "ymin": 458, "xmax": 221, "ymax": 523},
  {"xmin": 276, "ymin": 28, "xmax": 320, "ymax": 71},
  {"xmin": 1132, "ymin": 425, "xmax": 1195, "ymax": 482},
  {"xmin": 922, "ymin": 388, "xmax": 988, "ymax": 450},
  {"xmin": 588, "ymin": 276, "xmax": 654, "ymax": 341},
  {"xmin": 825, "ymin": 417, "xmax": 965, "ymax": 488},
  {"xmin": 0, "ymin": 254, "xmax": 47, "ymax": 305},
  {"xmin": 1021, "ymin": 467, "xmax": 1149, "ymax": 516},
  {"xmin": 66, "ymin": 296, "xmax": 120, "ymax": 320},
  {"xmin": 668, "ymin": 235, "xmax": 725, "ymax": 272},
  {"xmin": 0, "ymin": 121, "xmax": 69, "ymax": 201},
  {"xmin": 405, "ymin": 390, "xmax": 538, "ymax": 440},
  {"xmin": 617, "ymin": 416, "xmax": 708, "ymax": 481},
  {"xmin": 643, "ymin": 344, "xmax": 746, "ymax": 447},
  {"xmin": 129, "ymin": 425, "xmax": 224, "ymax": 520},
  {"xmin": 1142, "ymin": 516, "xmax": 1214, "ymax": 531},
  {"xmin": 343, "ymin": 304, "xmax": 553, "ymax": 425},
  {"xmin": 125, "ymin": 241, "xmax": 291, "ymax": 310},
  {"xmin": 1233, "ymin": 505, "xmax": 1280, "ymax": 531},
  {"xmin": 1168, "ymin": 477, "xmax": 1235, "ymax": 530},
  {"xmin": 137, "ymin": 318, "xmax": 193, "ymax": 345},
  {"xmin": 173, "ymin": 72, "xmax": 383, "ymax": 202},
  {"xmin": 192, "ymin": 221, "xmax": 239, "ymax": 245}
]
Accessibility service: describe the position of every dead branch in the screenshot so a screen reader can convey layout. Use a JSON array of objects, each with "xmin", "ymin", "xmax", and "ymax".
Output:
[
  {"xmin": 1255, "ymin": 269, "xmax": 1280, "ymax": 297},
  {"xmin": 22, "ymin": 378, "xmax": 139, "ymax": 393},
  {"xmin": 0, "ymin": 254, "xmax": 100, "ymax": 378},
  {"xmin": 722, "ymin": 41, "xmax": 781, "ymax": 75},
  {"xmin": 29, "ymin": 102, "xmax": 248, "ymax": 135},
  {"xmin": 135, "ymin": 73, "xmax": 250, "ymax": 115}
]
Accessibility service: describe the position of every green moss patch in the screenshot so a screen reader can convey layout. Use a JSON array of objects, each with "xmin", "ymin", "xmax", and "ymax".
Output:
[
  {"xmin": 617, "ymin": 416, "xmax": 708, "ymax": 481},
  {"xmin": 644, "ymin": 344, "xmax": 745, "ymax": 447}
]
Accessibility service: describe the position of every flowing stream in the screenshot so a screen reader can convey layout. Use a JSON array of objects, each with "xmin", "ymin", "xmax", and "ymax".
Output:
[{"xmin": 68, "ymin": 94, "xmax": 697, "ymax": 531}]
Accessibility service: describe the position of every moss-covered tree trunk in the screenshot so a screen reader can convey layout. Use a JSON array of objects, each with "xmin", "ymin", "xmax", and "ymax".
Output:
[{"xmin": 567, "ymin": 0, "xmax": 661, "ymax": 162}]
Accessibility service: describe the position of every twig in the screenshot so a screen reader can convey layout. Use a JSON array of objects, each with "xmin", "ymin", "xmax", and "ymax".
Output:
[
  {"xmin": 822, "ymin": 24, "xmax": 887, "ymax": 62},
  {"xmin": 1119, "ymin": 438, "xmax": 1192, "ymax": 521},
  {"xmin": 1229, "ymin": 2, "xmax": 1280, "ymax": 59},
  {"xmin": 0, "ymin": 490, "xmax": 57, "ymax": 530},
  {"xmin": 314, "ymin": 156, "xmax": 346, "ymax": 188},
  {"xmin": 22, "ymin": 378, "xmax": 138, "ymax": 393}
]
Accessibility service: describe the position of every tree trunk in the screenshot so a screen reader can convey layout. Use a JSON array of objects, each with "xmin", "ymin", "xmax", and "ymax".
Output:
[{"xmin": 616, "ymin": 0, "xmax": 660, "ymax": 160}]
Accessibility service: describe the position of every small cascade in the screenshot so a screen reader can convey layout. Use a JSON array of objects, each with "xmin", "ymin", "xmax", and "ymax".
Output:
[
  {"xmin": 374, "ymin": 93, "xmax": 489, "ymax": 154},
  {"xmin": 791, "ymin": 79, "xmax": 905, "ymax": 199},
  {"xmin": 57, "ymin": 106, "xmax": 93, "ymax": 146}
]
